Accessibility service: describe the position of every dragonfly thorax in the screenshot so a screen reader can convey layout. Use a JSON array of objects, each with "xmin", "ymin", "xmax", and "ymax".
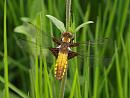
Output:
[
  {"xmin": 62, "ymin": 37, "xmax": 71, "ymax": 43},
  {"xmin": 62, "ymin": 32, "xmax": 74, "ymax": 43},
  {"xmin": 59, "ymin": 42, "xmax": 70, "ymax": 52}
]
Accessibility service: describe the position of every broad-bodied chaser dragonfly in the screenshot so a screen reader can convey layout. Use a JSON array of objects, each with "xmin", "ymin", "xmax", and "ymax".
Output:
[{"xmin": 15, "ymin": 21, "xmax": 111, "ymax": 80}]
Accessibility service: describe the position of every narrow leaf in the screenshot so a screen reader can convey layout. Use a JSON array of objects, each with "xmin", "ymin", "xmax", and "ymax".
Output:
[
  {"xmin": 46, "ymin": 15, "xmax": 66, "ymax": 32},
  {"xmin": 75, "ymin": 21, "xmax": 94, "ymax": 33}
]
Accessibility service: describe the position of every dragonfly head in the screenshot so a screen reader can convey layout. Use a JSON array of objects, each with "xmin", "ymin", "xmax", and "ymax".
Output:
[{"xmin": 62, "ymin": 32, "xmax": 74, "ymax": 43}]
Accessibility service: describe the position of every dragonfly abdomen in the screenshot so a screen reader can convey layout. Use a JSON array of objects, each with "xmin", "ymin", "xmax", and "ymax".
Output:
[{"xmin": 55, "ymin": 51, "xmax": 68, "ymax": 80}]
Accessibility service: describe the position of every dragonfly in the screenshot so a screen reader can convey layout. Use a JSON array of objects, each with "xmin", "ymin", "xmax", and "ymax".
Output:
[
  {"xmin": 50, "ymin": 32, "xmax": 84, "ymax": 80},
  {"xmin": 15, "ymin": 21, "xmax": 111, "ymax": 80}
]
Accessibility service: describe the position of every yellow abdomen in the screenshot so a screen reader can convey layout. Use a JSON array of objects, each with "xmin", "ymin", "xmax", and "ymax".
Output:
[{"xmin": 55, "ymin": 52, "xmax": 68, "ymax": 80}]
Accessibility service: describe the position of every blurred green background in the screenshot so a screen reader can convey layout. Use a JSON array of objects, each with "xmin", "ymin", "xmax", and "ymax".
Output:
[{"xmin": 0, "ymin": 0, "xmax": 130, "ymax": 98}]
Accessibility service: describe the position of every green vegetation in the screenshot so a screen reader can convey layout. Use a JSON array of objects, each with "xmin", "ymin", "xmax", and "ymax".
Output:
[{"xmin": 0, "ymin": 0, "xmax": 130, "ymax": 98}]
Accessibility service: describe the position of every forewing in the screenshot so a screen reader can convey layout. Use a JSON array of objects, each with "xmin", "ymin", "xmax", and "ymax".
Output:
[
  {"xmin": 15, "ymin": 35, "xmax": 54, "ymax": 57},
  {"xmin": 69, "ymin": 38, "xmax": 113, "ymax": 68},
  {"xmin": 15, "ymin": 21, "xmax": 62, "ymax": 48}
]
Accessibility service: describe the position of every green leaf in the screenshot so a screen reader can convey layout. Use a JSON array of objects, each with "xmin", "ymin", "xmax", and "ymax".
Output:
[
  {"xmin": 21, "ymin": 17, "xmax": 31, "ymax": 23},
  {"xmin": 14, "ymin": 25, "xmax": 29, "ymax": 36},
  {"xmin": 14, "ymin": 17, "xmax": 36, "ymax": 36},
  {"xmin": 74, "ymin": 21, "xmax": 94, "ymax": 33},
  {"xmin": 46, "ymin": 15, "xmax": 66, "ymax": 32},
  {"xmin": 14, "ymin": 22, "xmax": 36, "ymax": 37}
]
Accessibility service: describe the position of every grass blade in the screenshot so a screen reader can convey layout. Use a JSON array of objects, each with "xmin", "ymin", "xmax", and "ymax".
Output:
[
  {"xmin": 69, "ymin": 69, "xmax": 77, "ymax": 98},
  {"xmin": 121, "ymin": 37, "xmax": 128, "ymax": 98},
  {"xmin": 4, "ymin": 0, "xmax": 9, "ymax": 97},
  {"xmin": 115, "ymin": 44, "xmax": 123, "ymax": 98},
  {"xmin": 105, "ymin": 0, "xmax": 117, "ymax": 37}
]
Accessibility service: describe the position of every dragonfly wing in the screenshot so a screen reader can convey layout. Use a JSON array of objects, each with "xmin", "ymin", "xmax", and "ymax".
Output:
[
  {"xmin": 76, "ymin": 52, "xmax": 112, "ymax": 68},
  {"xmin": 70, "ymin": 37, "xmax": 112, "ymax": 47},
  {"xmin": 49, "ymin": 48, "xmax": 59, "ymax": 58},
  {"xmin": 68, "ymin": 51, "xmax": 79, "ymax": 60}
]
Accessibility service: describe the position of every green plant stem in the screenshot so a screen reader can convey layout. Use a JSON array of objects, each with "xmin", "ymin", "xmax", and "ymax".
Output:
[
  {"xmin": 35, "ymin": 27, "xmax": 40, "ymax": 98},
  {"xmin": 39, "ymin": 14, "xmax": 43, "ymax": 98},
  {"xmin": 66, "ymin": 0, "xmax": 71, "ymax": 31},
  {"xmin": 59, "ymin": 72, "xmax": 67, "ymax": 98},
  {"xmin": 59, "ymin": 0, "xmax": 72, "ymax": 98},
  {"xmin": 4, "ymin": 0, "xmax": 9, "ymax": 98}
]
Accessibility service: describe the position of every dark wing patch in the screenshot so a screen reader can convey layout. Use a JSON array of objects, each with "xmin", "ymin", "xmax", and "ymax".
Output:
[
  {"xmin": 68, "ymin": 51, "xmax": 78, "ymax": 60},
  {"xmin": 49, "ymin": 48, "xmax": 59, "ymax": 58}
]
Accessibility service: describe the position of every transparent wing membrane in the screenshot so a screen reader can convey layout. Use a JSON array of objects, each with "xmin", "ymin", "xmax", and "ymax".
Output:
[
  {"xmin": 15, "ymin": 21, "xmax": 113, "ymax": 67},
  {"xmin": 69, "ymin": 38, "xmax": 113, "ymax": 68},
  {"xmin": 76, "ymin": 53, "xmax": 112, "ymax": 68}
]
